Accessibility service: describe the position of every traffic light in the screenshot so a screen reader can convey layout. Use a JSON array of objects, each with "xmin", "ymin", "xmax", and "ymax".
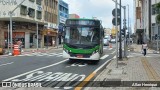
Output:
[
  {"xmin": 112, "ymin": 18, "xmax": 121, "ymax": 26},
  {"xmin": 155, "ymin": 34, "xmax": 158, "ymax": 40},
  {"xmin": 112, "ymin": 8, "xmax": 121, "ymax": 26},
  {"xmin": 12, "ymin": 21, "xmax": 16, "ymax": 30},
  {"xmin": 121, "ymin": 29, "xmax": 125, "ymax": 36}
]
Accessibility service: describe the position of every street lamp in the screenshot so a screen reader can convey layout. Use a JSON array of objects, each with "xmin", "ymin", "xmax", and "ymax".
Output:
[{"xmin": 9, "ymin": 0, "xmax": 26, "ymax": 55}]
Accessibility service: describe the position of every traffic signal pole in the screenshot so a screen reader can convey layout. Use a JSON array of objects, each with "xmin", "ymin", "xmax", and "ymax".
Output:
[
  {"xmin": 123, "ymin": 6, "xmax": 127, "ymax": 57},
  {"xmin": 115, "ymin": 0, "xmax": 118, "ymax": 68},
  {"xmin": 119, "ymin": 0, "xmax": 122, "ymax": 59},
  {"xmin": 9, "ymin": 0, "xmax": 26, "ymax": 55}
]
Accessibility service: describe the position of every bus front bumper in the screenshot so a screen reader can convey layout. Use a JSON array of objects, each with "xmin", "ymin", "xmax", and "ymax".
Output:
[{"xmin": 63, "ymin": 51, "xmax": 100, "ymax": 60}]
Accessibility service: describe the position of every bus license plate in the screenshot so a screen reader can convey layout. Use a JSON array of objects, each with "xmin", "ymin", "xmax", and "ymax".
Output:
[{"xmin": 77, "ymin": 55, "xmax": 83, "ymax": 58}]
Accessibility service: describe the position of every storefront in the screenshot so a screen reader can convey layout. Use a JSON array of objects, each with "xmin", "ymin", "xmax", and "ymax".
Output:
[
  {"xmin": 42, "ymin": 29, "xmax": 58, "ymax": 47},
  {"xmin": 4, "ymin": 32, "xmax": 25, "ymax": 48}
]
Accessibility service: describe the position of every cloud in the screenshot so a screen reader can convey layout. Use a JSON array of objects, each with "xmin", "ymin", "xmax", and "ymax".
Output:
[{"xmin": 63, "ymin": 0, "xmax": 134, "ymax": 32}]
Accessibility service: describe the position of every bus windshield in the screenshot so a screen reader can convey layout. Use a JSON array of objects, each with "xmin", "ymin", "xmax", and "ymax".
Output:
[{"xmin": 64, "ymin": 26, "xmax": 100, "ymax": 47}]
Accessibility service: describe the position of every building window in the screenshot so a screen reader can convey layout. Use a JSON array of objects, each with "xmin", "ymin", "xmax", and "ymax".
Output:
[
  {"xmin": 29, "ymin": 0, "xmax": 35, "ymax": 2},
  {"xmin": 20, "ymin": 5, "xmax": 27, "ymax": 15},
  {"xmin": 152, "ymin": 4, "xmax": 160, "ymax": 15},
  {"xmin": 28, "ymin": 8, "xmax": 35, "ymax": 18},
  {"xmin": 37, "ymin": 11, "xmax": 42, "ymax": 19},
  {"xmin": 45, "ymin": 0, "xmax": 48, "ymax": 6},
  {"xmin": 36, "ymin": 0, "xmax": 41, "ymax": 5},
  {"xmin": 45, "ymin": 11, "xmax": 48, "ymax": 21}
]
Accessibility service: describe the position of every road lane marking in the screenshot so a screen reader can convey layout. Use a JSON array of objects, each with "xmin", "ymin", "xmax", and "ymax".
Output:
[
  {"xmin": 0, "ymin": 62, "xmax": 14, "ymax": 67},
  {"xmin": 108, "ymin": 48, "xmax": 113, "ymax": 50},
  {"xmin": 3, "ymin": 59, "xmax": 68, "ymax": 81},
  {"xmin": 100, "ymin": 55, "xmax": 109, "ymax": 60},
  {"xmin": 75, "ymin": 58, "xmax": 112, "ymax": 90},
  {"xmin": 111, "ymin": 50, "xmax": 116, "ymax": 54},
  {"xmin": 75, "ymin": 72, "xmax": 95, "ymax": 90}
]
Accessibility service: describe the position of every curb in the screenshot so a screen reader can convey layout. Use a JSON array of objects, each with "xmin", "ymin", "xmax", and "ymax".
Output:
[{"xmin": 78, "ymin": 57, "xmax": 113, "ymax": 89}]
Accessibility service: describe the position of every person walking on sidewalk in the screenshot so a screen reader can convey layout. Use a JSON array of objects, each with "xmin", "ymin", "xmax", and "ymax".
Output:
[{"xmin": 142, "ymin": 42, "xmax": 148, "ymax": 56}]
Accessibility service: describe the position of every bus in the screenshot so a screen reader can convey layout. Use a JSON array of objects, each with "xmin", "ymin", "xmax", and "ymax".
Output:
[{"xmin": 62, "ymin": 18, "xmax": 104, "ymax": 61}]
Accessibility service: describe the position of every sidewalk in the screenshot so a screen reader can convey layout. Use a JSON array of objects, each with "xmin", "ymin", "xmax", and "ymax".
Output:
[
  {"xmin": 3, "ymin": 45, "xmax": 63, "ymax": 54},
  {"xmin": 84, "ymin": 44, "xmax": 160, "ymax": 90},
  {"xmin": 129, "ymin": 44, "xmax": 159, "ymax": 54}
]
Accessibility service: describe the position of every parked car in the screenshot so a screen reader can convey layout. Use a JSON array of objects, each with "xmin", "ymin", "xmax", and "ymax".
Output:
[
  {"xmin": 104, "ymin": 35, "xmax": 111, "ymax": 42},
  {"xmin": 103, "ymin": 38, "xmax": 109, "ymax": 46},
  {"xmin": 111, "ymin": 38, "xmax": 116, "ymax": 43}
]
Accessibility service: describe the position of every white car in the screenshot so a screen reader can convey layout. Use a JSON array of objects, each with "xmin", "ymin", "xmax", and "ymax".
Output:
[
  {"xmin": 103, "ymin": 38, "xmax": 109, "ymax": 46},
  {"xmin": 111, "ymin": 39, "xmax": 116, "ymax": 43}
]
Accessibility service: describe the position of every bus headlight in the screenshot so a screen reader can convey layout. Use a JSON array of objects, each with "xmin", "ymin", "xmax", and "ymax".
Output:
[
  {"xmin": 64, "ymin": 48, "xmax": 69, "ymax": 53},
  {"xmin": 92, "ymin": 49, "xmax": 99, "ymax": 54}
]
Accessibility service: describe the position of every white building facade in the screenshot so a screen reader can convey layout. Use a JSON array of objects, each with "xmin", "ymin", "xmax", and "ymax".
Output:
[{"xmin": 0, "ymin": 0, "xmax": 45, "ymax": 48}]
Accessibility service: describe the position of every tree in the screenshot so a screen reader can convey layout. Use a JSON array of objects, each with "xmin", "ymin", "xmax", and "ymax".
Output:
[{"xmin": 156, "ymin": 2, "xmax": 160, "ymax": 24}]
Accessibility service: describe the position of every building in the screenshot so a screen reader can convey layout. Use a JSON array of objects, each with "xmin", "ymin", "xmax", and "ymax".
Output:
[
  {"xmin": 151, "ymin": 0, "xmax": 160, "ymax": 40},
  {"xmin": 69, "ymin": 14, "xmax": 80, "ymax": 19},
  {"xmin": 0, "ymin": 0, "xmax": 59, "ymax": 49},
  {"xmin": 0, "ymin": 0, "xmax": 44, "ymax": 48},
  {"xmin": 104, "ymin": 28, "xmax": 111, "ymax": 36},
  {"xmin": 58, "ymin": 0, "xmax": 69, "ymax": 44},
  {"xmin": 134, "ymin": 0, "xmax": 160, "ymax": 44},
  {"xmin": 134, "ymin": 0, "xmax": 144, "ymax": 44},
  {"xmin": 42, "ymin": 0, "xmax": 58, "ymax": 47}
]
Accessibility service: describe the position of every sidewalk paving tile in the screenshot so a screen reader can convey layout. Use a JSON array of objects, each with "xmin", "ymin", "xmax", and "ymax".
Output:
[{"xmin": 84, "ymin": 44, "xmax": 160, "ymax": 90}]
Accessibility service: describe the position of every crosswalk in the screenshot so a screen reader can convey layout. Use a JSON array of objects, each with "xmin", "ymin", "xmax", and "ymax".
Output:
[
  {"xmin": 12, "ymin": 47, "xmax": 114, "ymax": 57},
  {"xmin": 19, "ymin": 52, "xmax": 63, "ymax": 57}
]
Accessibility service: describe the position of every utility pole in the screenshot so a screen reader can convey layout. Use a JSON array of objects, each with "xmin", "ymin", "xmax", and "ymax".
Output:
[
  {"xmin": 119, "ymin": 0, "xmax": 122, "ymax": 59},
  {"xmin": 127, "ymin": 4, "xmax": 130, "ymax": 47},
  {"xmin": 9, "ymin": 0, "xmax": 26, "ymax": 55},
  {"xmin": 123, "ymin": 6, "xmax": 127, "ymax": 57},
  {"xmin": 57, "ymin": 0, "xmax": 60, "ymax": 49},
  {"xmin": 112, "ymin": 0, "xmax": 118, "ymax": 68},
  {"xmin": 8, "ymin": 24, "xmax": 10, "ymax": 53},
  {"xmin": 36, "ymin": 22, "xmax": 39, "ymax": 50}
]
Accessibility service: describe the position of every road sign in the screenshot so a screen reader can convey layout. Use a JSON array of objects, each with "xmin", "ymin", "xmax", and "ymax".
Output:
[{"xmin": 112, "ymin": 8, "xmax": 121, "ymax": 17}]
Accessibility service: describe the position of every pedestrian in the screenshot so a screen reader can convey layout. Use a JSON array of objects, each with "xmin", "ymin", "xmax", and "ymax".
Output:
[
  {"xmin": 142, "ymin": 42, "xmax": 148, "ymax": 56},
  {"xmin": 17, "ymin": 39, "xmax": 22, "ymax": 54}
]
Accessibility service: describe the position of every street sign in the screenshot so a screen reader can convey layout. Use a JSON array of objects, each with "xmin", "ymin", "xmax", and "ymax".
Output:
[{"xmin": 112, "ymin": 8, "xmax": 121, "ymax": 17}]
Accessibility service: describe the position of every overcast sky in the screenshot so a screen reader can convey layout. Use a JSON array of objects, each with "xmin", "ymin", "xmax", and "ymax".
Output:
[{"xmin": 63, "ymin": 0, "xmax": 134, "ymax": 32}]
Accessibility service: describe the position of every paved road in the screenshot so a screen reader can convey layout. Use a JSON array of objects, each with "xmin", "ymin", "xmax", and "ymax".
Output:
[{"xmin": 0, "ymin": 44, "xmax": 116, "ymax": 90}]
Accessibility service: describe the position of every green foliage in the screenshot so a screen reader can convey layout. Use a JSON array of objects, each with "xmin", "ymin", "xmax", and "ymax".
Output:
[
  {"xmin": 156, "ymin": 14, "xmax": 160, "ymax": 24},
  {"xmin": 156, "ymin": 2, "xmax": 160, "ymax": 24},
  {"xmin": 156, "ymin": 2, "xmax": 160, "ymax": 8}
]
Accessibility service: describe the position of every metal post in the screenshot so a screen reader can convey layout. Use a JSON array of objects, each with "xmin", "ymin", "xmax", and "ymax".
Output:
[
  {"xmin": 57, "ymin": 0, "xmax": 59, "ymax": 48},
  {"xmin": 8, "ymin": 24, "xmax": 10, "ymax": 53},
  {"xmin": 9, "ymin": 0, "xmax": 26, "ymax": 55},
  {"xmin": 157, "ymin": 40, "xmax": 159, "ymax": 53},
  {"xmin": 119, "ymin": 0, "xmax": 122, "ymax": 59},
  {"xmin": 127, "ymin": 5, "xmax": 130, "ymax": 46},
  {"xmin": 115, "ymin": 0, "xmax": 118, "ymax": 68},
  {"xmin": 36, "ymin": 22, "xmax": 39, "ymax": 50},
  {"xmin": 124, "ymin": 6, "xmax": 127, "ymax": 57},
  {"xmin": 9, "ymin": 13, "xmax": 13, "ymax": 55},
  {"xmin": 47, "ymin": 31, "xmax": 49, "ymax": 49}
]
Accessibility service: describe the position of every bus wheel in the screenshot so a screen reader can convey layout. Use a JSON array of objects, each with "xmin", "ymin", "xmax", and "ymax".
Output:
[{"xmin": 69, "ymin": 58, "xmax": 74, "ymax": 63}]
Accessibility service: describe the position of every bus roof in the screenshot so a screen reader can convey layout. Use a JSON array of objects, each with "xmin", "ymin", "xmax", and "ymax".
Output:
[{"xmin": 67, "ymin": 18, "xmax": 100, "ymax": 21}]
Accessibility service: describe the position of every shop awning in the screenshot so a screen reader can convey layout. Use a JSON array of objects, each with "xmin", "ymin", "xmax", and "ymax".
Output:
[{"xmin": 42, "ymin": 29, "xmax": 58, "ymax": 36}]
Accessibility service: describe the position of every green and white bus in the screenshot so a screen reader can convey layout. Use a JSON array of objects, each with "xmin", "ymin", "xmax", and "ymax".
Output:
[{"xmin": 63, "ymin": 18, "xmax": 104, "ymax": 61}]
